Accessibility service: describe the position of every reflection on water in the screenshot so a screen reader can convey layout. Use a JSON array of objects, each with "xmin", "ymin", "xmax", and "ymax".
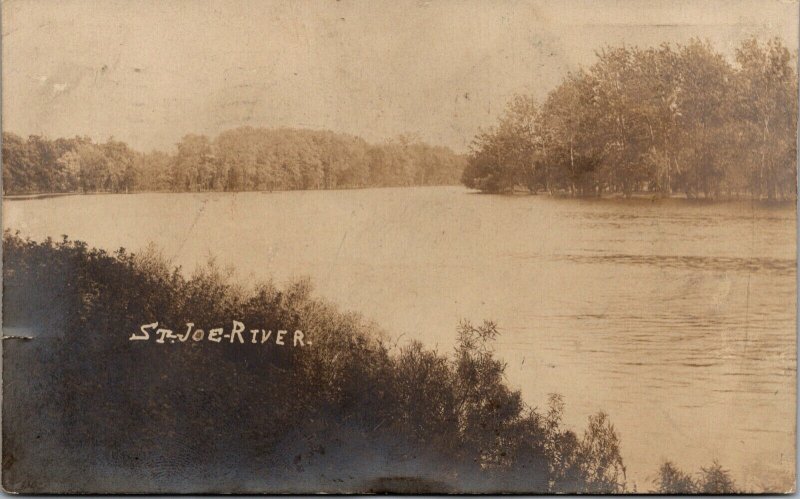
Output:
[{"xmin": 3, "ymin": 186, "xmax": 796, "ymax": 491}]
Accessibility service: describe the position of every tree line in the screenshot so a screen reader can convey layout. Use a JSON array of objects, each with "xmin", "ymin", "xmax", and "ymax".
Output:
[
  {"xmin": 2, "ymin": 127, "xmax": 466, "ymax": 195},
  {"xmin": 462, "ymin": 37, "xmax": 798, "ymax": 200}
]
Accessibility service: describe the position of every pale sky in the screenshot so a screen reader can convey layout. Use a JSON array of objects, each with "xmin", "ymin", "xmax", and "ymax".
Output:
[{"xmin": 2, "ymin": 0, "xmax": 798, "ymax": 153}]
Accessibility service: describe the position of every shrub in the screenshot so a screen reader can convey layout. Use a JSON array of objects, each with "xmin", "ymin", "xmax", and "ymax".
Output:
[{"xmin": 653, "ymin": 459, "xmax": 738, "ymax": 494}]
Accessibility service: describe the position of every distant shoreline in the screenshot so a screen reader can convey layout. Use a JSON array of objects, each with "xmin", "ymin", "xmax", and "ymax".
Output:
[
  {"xmin": 3, "ymin": 192, "xmax": 86, "ymax": 201},
  {"xmin": 482, "ymin": 189, "xmax": 798, "ymax": 205},
  {"xmin": 4, "ymin": 186, "xmax": 795, "ymax": 206},
  {"xmin": 1, "ymin": 184, "xmax": 463, "ymax": 200}
]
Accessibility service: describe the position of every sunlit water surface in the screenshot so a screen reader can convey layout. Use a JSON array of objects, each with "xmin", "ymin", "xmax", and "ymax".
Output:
[{"xmin": 4, "ymin": 186, "xmax": 796, "ymax": 491}]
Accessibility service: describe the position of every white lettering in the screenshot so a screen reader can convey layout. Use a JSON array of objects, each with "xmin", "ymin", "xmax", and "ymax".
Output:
[
  {"xmin": 177, "ymin": 323, "xmax": 194, "ymax": 342},
  {"xmin": 130, "ymin": 322, "xmax": 157, "ymax": 341},
  {"xmin": 230, "ymin": 320, "xmax": 245, "ymax": 343},
  {"xmin": 208, "ymin": 328, "xmax": 223, "ymax": 343},
  {"xmin": 155, "ymin": 328, "xmax": 175, "ymax": 343}
]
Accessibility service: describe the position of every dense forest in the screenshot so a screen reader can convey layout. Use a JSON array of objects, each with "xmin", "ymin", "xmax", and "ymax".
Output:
[
  {"xmin": 2, "ymin": 231, "xmax": 740, "ymax": 493},
  {"xmin": 462, "ymin": 37, "xmax": 798, "ymax": 200},
  {"xmin": 1, "ymin": 127, "xmax": 466, "ymax": 195}
]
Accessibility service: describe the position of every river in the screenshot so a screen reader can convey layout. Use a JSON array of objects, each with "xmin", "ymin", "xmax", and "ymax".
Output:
[{"xmin": 3, "ymin": 186, "xmax": 796, "ymax": 491}]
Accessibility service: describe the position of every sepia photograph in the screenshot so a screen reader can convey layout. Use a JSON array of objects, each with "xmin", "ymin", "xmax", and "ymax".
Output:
[{"xmin": 1, "ymin": 0, "xmax": 797, "ymax": 493}]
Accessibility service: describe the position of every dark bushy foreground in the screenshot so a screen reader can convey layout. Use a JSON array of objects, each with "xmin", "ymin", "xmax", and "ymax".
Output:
[{"xmin": 3, "ymin": 232, "xmax": 630, "ymax": 493}]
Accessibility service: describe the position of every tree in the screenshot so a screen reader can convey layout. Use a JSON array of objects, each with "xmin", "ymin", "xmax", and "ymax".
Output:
[
  {"xmin": 735, "ymin": 37, "xmax": 798, "ymax": 200},
  {"xmin": 102, "ymin": 139, "xmax": 137, "ymax": 192},
  {"xmin": 540, "ymin": 72, "xmax": 602, "ymax": 195},
  {"xmin": 2, "ymin": 132, "xmax": 32, "ymax": 194},
  {"xmin": 462, "ymin": 97, "xmax": 540, "ymax": 194},
  {"xmin": 697, "ymin": 460, "xmax": 737, "ymax": 493},
  {"xmin": 672, "ymin": 39, "xmax": 736, "ymax": 199},
  {"xmin": 654, "ymin": 461, "xmax": 696, "ymax": 493}
]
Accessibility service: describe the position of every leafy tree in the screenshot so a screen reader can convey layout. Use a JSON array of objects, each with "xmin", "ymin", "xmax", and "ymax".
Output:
[
  {"xmin": 462, "ymin": 98, "xmax": 540, "ymax": 194},
  {"xmin": 734, "ymin": 37, "xmax": 798, "ymax": 200},
  {"xmin": 698, "ymin": 460, "xmax": 738, "ymax": 494},
  {"xmin": 653, "ymin": 461, "xmax": 696, "ymax": 493}
]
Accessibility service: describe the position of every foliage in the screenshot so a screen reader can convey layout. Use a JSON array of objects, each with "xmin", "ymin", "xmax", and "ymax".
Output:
[
  {"xmin": 653, "ymin": 461, "xmax": 698, "ymax": 493},
  {"xmin": 698, "ymin": 460, "xmax": 739, "ymax": 493},
  {"xmin": 2, "ymin": 127, "xmax": 466, "ymax": 195},
  {"xmin": 653, "ymin": 459, "xmax": 739, "ymax": 493},
  {"xmin": 463, "ymin": 37, "xmax": 797, "ymax": 200}
]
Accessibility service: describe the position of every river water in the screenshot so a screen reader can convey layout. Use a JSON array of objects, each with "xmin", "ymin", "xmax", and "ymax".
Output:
[{"xmin": 3, "ymin": 186, "xmax": 796, "ymax": 491}]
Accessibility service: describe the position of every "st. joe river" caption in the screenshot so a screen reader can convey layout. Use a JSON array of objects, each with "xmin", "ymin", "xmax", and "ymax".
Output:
[{"xmin": 130, "ymin": 321, "xmax": 309, "ymax": 347}]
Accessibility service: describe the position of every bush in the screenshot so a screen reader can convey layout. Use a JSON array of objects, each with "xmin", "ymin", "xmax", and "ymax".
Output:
[{"xmin": 653, "ymin": 459, "xmax": 738, "ymax": 494}]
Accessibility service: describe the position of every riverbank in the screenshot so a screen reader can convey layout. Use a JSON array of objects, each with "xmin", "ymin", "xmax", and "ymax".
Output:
[
  {"xmin": 3, "ymin": 192, "xmax": 85, "ymax": 200},
  {"xmin": 7, "ymin": 185, "xmax": 795, "ymax": 207},
  {"xmin": 2, "ymin": 183, "xmax": 465, "ymax": 201},
  {"xmin": 470, "ymin": 187, "xmax": 798, "ymax": 205}
]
